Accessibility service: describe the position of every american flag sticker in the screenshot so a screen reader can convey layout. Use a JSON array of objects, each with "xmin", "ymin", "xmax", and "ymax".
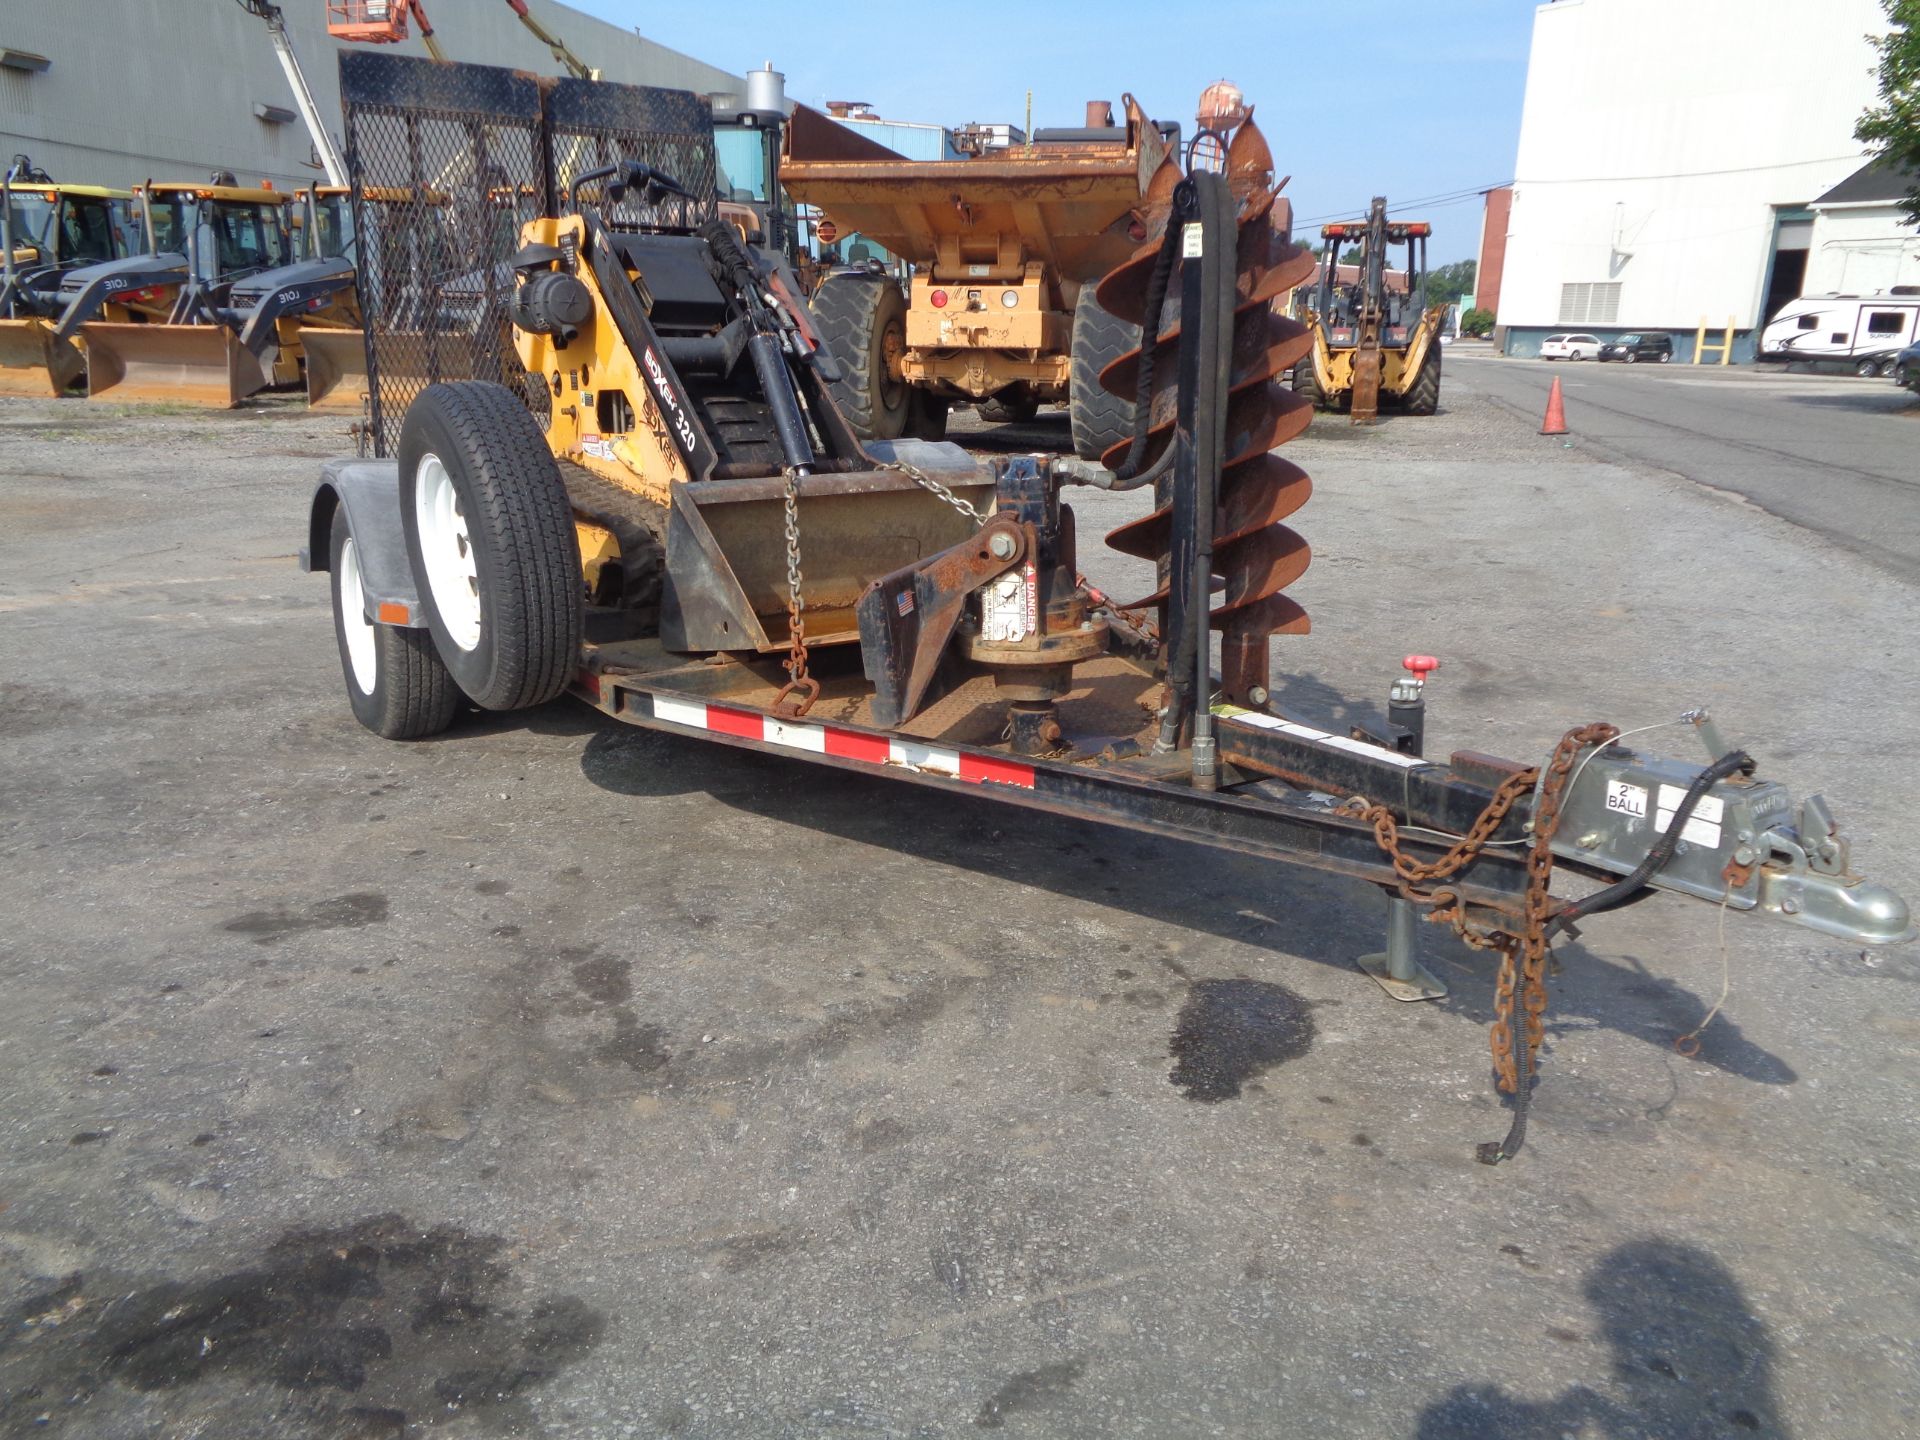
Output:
[{"xmin": 897, "ymin": 590, "xmax": 915, "ymax": 617}]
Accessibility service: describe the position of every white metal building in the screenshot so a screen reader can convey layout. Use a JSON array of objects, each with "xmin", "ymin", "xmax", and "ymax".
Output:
[
  {"xmin": 1804, "ymin": 159, "xmax": 1920, "ymax": 295},
  {"xmin": 0, "ymin": 1, "xmax": 744, "ymax": 192},
  {"xmin": 1497, "ymin": 0, "xmax": 1892, "ymax": 360}
]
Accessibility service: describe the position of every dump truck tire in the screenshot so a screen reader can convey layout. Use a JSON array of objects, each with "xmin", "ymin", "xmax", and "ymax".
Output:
[
  {"xmin": 1069, "ymin": 285, "xmax": 1140, "ymax": 461},
  {"xmin": 1290, "ymin": 358, "xmax": 1323, "ymax": 410},
  {"xmin": 810, "ymin": 274, "xmax": 910, "ymax": 439},
  {"xmin": 398, "ymin": 382, "xmax": 583, "ymax": 712},
  {"xmin": 329, "ymin": 506, "xmax": 463, "ymax": 740},
  {"xmin": 906, "ymin": 390, "xmax": 949, "ymax": 440},
  {"xmin": 1402, "ymin": 347, "xmax": 1441, "ymax": 416}
]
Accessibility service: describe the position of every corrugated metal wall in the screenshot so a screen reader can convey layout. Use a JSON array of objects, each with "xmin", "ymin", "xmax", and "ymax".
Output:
[{"xmin": 0, "ymin": 0, "xmax": 744, "ymax": 189}]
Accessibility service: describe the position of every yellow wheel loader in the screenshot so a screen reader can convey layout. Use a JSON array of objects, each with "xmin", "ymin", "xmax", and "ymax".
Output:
[
  {"xmin": 0, "ymin": 158, "xmax": 138, "ymax": 396},
  {"xmin": 779, "ymin": 97, "xmax": 1176, "ymax": 456},
  {"xmin": 1292, "ymin": 196, "xmax": 1445, "ymax": 423}
]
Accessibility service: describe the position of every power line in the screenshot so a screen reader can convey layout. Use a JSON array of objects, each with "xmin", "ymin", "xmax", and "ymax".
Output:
[{"xmin": 1296, "ymin": 182, "xmax": 1512, "ymax": 228}]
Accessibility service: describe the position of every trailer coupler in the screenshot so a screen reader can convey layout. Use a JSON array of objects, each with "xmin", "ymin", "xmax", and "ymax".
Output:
[{"xmin": 1540, "ymin": 714, "xmax": 1913, "ymax": 946}]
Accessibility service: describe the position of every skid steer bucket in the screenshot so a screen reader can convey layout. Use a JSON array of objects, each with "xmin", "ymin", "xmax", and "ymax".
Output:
[
  {"xmin": 661, "ymin": 451, "xmax": 994, "ymax": 654},
  {"xmin": 0, "ymin": 318, "xmax": 85, "ymax": 396},
  {"xmin": 78, "ymin": 323, "xmax": 273, "ymax": 407},
  {"xmin": 301, "ymin": 327, "xmax": 371, "ymax": 412}
]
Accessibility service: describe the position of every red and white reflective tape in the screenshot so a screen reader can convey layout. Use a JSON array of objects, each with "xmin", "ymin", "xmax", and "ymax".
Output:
[{"xmin": 649, "ymin": 696, "xmax": 1035, "ymax": 790}]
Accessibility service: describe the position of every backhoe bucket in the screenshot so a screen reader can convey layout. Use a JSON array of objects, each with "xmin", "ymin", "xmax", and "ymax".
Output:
[
  {"xmin": 301, "ymin": 328, "xmax": 371, "ymax": 413},
  {"xmin": 0, "ymin": 317, "xmax": 85, "ymax": 397},
  {"xmin": 659, "ymin": 444, "xmax": 995, "ymax": 654},
  {"xmin": 79, "ymin": 323, "xmax": 271, "ymax": 407}
]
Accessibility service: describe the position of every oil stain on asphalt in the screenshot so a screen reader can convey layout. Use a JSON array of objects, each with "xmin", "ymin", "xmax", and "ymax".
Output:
[
  {"xmin": 1168, "ymin": 977, "xmax": 1315, "ymax": 1102},
  {"xmin": 221, "ymin": 893, "xmax": 390, "ymax": 945},
  {"xmin": 0, "ymin": 1214, "xmax": 603, "ymax": 1436}
]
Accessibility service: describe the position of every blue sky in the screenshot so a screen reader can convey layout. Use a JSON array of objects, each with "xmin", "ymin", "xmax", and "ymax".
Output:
[{"xmin": 575, "ymin": 0, "xmax": 1540, "ymax": 265}]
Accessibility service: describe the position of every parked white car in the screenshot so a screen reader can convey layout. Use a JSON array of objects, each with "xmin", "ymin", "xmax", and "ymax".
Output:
[{"xmin": 1539, "ymin": 333, "xmax": 1601, "ymax": 361}]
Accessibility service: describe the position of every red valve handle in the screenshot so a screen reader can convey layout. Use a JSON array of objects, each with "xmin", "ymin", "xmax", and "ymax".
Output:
[{"xmin": 1403, "ymin": 654, "xmax": 1440, "ymax": 679}]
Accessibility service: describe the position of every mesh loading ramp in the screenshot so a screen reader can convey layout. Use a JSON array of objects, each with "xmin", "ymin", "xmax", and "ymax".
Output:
[{"xmin": 336, "ymin": 51, "xmax": 720, "ymax": 455}]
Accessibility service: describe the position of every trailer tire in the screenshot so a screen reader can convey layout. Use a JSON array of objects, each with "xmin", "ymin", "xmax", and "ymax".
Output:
[
  {"xmin": 329, "ymin": 506, "xmax": 462, "ymax": 740},
  {"xmin": 809, "ymin": 273, "xmax": 910, "ymax": 440},
  {"xmin": 1069, "ymin": 284, "xmax": 1140, "ymax": 460},
  {"xmin": 1401, "ymin": 347, "xmax": 1441, "ymax": 415},
  {"xmin": 398, "ymin": 381, "xmax": 583, "ymax": 712}
]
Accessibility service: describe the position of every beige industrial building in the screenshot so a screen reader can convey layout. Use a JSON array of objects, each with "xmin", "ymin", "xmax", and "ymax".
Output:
[{"xmin": 0, "ymin": 1, "xmax": 743, "ymax": 190}]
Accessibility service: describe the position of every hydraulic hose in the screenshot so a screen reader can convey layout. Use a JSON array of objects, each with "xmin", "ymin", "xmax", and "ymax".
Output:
[{"xmin": 1110, "ymin": 184, "xmax": 1194, "ymax": 483}]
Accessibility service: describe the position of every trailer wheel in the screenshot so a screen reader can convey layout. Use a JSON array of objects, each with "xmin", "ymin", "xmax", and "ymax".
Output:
[
  {"xmin": 399, "ymin": 382, "xmax": 583, "ymax": 712},
  {"xmin": 1290, "ymin": 357, "xmax": 1323, "ymax": 410},
  {"xmin": 809, "ymin": 273, "xmax": 910, "ymax": 439},
  {"xmin": 1401, "ymin": 347, "xmax": 1441, "ymax": 416},
  {"xmin": 1069, "ymin": 284, "xmax": 1140, "ymax": 460},
  {"xmin": 329, "ymin": 506, "xmax": 462, "ymax": 740}
]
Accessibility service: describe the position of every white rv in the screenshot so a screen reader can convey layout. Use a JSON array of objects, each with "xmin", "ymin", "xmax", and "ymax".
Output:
[{"xmin": 1759, "ymin": 289, "xmax": 1920, "ymax": 375}]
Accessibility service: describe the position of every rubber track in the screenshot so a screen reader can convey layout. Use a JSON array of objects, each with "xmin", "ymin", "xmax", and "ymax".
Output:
[
  {"xmin": 809, "ymin": 274, "xmax": 892, "ymax": 436},
  {"xmin": 557, "ymin": 460, "xmax": 666, "ymax": 611},
  {"xmin": 430, "ymin": 382, "xmax": 582, "ymax": 710},
  {"xmin": 1070, "ymin": 286, "xmax": 1141, "ymax": 460}
]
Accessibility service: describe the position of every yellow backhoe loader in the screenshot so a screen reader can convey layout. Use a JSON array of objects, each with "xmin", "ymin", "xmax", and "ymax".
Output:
[
  {"xmin": 0, "ymin": 158, "xmax": 138, "ymax": 396},
  {"xmin": 1292, "ymin": 196, "xmax": 1445, "ymax": 423},
  {"xmin": 77, "ymin": 180, "xmax": 299, "ymax": 405}
]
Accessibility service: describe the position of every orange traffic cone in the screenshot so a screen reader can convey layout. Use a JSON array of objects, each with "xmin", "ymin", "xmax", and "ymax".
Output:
[{"xmin": 1540, "ymin": 376, "xmax": 1568, "ymax": 435}]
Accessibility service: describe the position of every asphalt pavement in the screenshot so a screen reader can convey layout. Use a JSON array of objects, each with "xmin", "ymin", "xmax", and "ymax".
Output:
[
  {"xmin": 1449, "ymin": 348, "xmax": 1920, "ymax": 582},
  {"xmin": 1, "ymin": 379, "xmax": 1917, "ymax": 1439}
]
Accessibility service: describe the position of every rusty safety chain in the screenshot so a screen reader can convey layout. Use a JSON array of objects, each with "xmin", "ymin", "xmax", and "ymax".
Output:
[
  {"xmin": 771, "ymin": 467, "xmax": 820, "ymax": 717},
  {"xmin": 1339, "ymin": 721, "xmax": 1620, "ymax": 1163}
]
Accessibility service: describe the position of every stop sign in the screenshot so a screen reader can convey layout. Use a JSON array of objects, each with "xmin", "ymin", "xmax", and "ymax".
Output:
[{"xmin": 816, "ymin": 218, "xmax": 839, "ymax": 244}]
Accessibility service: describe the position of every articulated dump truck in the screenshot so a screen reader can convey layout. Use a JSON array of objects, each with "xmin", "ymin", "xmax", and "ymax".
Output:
[{"xmin": 780, "ymin": 97, "xmax": 1174, "ymax": 458}]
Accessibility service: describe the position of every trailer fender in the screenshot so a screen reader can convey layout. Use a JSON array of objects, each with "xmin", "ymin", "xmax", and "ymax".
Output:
[{"xmin": 302, "ymin": 459, "xmax": 427, "ymax": 628}]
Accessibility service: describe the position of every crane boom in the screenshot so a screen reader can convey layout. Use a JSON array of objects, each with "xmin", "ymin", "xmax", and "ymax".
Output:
[
  {"xmin": 236, "ymin": 1, "xmax": 349, "ymax": 186},
  {"xmin": 504, "ymin": 0, "xmax": 596, "ymax": 81}
]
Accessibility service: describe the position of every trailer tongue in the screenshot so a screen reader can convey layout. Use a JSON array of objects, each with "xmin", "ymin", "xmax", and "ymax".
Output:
[{"xmin": 305, "ymin": 56, "xmax": 1912, "ymax": 1165}]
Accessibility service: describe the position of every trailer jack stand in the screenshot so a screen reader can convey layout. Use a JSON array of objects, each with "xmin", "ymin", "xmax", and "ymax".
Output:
[{"xmin": 1358, "ymin": 893, "xmax": 1447, "ymax": 1002}]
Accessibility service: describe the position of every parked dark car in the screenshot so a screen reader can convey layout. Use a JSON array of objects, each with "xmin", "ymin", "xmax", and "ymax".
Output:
[
  {"xmin": 1894, "ymin": 341, "xmax": 1920, "ymax": 394},
  {"xmin": 1598, "ymin": 332, "xmax": 1674, "ymax": 364}
]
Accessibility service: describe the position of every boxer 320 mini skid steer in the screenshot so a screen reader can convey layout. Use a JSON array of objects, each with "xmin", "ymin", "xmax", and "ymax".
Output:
[{"xmin": 303, "ymin": 57, "xmax": 1910, "ymax": 1164}]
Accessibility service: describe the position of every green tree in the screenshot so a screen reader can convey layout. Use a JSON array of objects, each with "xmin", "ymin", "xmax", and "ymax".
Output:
[
  {"xmin": 1858, "ymin": 0, "xmax": 1920, "ymax": 225},
  {"xmin": 1460, "ymin": 307, "xmax": 1495, "ymax": 338},
  {"xmin": 1426, "ymin": 259, "xmax": 1478, "ymax": 306}
]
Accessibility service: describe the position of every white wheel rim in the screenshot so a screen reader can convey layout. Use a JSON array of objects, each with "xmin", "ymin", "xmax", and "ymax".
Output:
[
  {"xmin": 339, "ymin": 536, "xmax": 378, "ymax": 695},
  {"xmin": 414, "ymin": 451, "xmax": 482, "ymax": 651}
]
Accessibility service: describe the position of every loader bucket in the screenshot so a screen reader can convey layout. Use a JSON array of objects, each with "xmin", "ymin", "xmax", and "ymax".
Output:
[
  {"xmin": 660, "ymin": 447, "xmax": 996, "ymax": 654},
  {"xmin": 79, "ymin": 323, "xmax": 271, "ymax": 407},
  {"xmin": 0, "ymin": 317, "xmax": 85, "ymax": 397},
  {"xmin": 301, "ymin": 328, "xmax": 371, "ymax": 413}
]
